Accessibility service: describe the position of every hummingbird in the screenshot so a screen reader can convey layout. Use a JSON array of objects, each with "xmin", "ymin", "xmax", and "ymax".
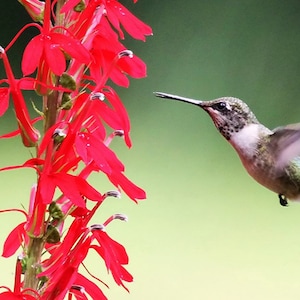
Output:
[{"xmin": 154, "ymin": 91, "xmax": 300, "ymax": 206}]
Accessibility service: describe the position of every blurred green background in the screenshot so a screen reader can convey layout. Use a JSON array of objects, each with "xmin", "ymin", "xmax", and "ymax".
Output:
[{"xmin": 1, "ymin": 0, "xmax": 300, "ymax": 299}]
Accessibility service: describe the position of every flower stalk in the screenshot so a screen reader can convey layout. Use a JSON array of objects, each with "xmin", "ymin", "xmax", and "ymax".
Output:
[
  {"xmin": 23, "ymin": 237, "xmax": 44, "ymax": 291},
  {"xmin": 0, "ymin": 0, "xmax": 152, "ymax": 298}
]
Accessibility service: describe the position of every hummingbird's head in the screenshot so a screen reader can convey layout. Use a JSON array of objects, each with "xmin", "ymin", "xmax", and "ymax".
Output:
[
  {"xmin": 154, "ymin": 92, "xmax": 259, "ymax": 140},
  {"xmin": 200, "ymin": 97, "xmax": 259, "ymax": 140}
]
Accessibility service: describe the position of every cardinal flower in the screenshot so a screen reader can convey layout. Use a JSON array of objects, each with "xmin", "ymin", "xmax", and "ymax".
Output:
[
  {"xmin": 22, "ymin": 0, "xmax": 90, "ymax": 77},
  {"xmin": 105, "ymin": 0, "xmax": 152, "ymax": 41},
  {"xmin": 0, "ymin": 0, "xmax": 151, "ymax": 298},
  {"xmin": 0, "ymin": 47, "xmax": 40, "ymax": 147}
]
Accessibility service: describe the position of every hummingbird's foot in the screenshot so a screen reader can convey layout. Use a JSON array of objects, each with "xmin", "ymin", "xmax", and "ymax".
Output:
[{"xmin": 278, "ymin": 194, "xmax": 288, "ymax": 207}]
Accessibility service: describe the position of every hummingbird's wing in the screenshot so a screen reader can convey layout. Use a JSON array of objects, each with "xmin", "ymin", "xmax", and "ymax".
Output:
[{"xmin": 270, "ymin": 123, "xmax": 300, "ymax": 169}]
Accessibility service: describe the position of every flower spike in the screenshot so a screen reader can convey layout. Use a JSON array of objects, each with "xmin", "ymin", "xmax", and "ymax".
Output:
[{"xmin": 0, "ymin": 0, "xmax": 151, "ymax": 298}]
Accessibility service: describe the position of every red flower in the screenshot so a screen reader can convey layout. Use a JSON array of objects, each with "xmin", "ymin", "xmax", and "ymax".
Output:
[
  {"xmin": 0, "ymin": 0, "xmax": 151, "ymax": 298},
  {"xmin": 22, "ymin": 31, "xmax": 90, "ymax": 76},
  {"xmin": 40, "ymin": 235, "xmax": 92, "ymax": 300},
  {"xmin": 0, "ymin": 288, "xmax": 38, "ymax": 300},
  {"xmin": 40, "ymin": 173, "xmax": 103, "ymax": 206},
  {"xmin": 0, "ymin": 48, "xmax": 40, "ymax": 147},
  {"xmin": 108, "ymin": 170, "xmax": 146, "ymax": 202},
  {"xmin": 62, "ymin": 0, "xmax": 104, "ymax": 41},
  {"xmin": 105, "ymin": 0, "xmax": 152, "ymax": 41},
  {"xmin": 22, "ymin": 0, "xmax": 90, "ymax": 76},
  {"xmin": 87, "ymin": 17, "xmax": 147, "ymax": 87},
  {"xmin": 73, "ymin": 273, "xmax": 107, "ymax": 300},
  {"xmin": 75, "ymin": 131, "xmax": 124, "ymax": 174},
  {"xmin": 2, "ymin": 222, "xmax": 27, "ymax": 258},
  {"xmin": 91, "ymin": 228, "xmax": 133, "ymax": 292},
  {"xmin": 102, "ymin": 86, "xmax": 132, "ymax": 147}
]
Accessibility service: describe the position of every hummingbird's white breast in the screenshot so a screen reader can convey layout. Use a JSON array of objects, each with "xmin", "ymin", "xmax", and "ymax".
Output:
[
  {"xmin": 228, "ymin": 123, "xmax": 279, "ymax": 191},
  {"xmin": 229, "ymin": 124, "xmax": 271, "ymax": 157}
]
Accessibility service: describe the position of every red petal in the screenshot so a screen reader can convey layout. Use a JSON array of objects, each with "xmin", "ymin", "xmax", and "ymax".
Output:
[
  {"xmin": 109, "ymin": 65, "xmax": 130, "ymax": 87},
  {"xmin": 75, "ymin": 176, "xmax": 103, "ymax": 202},
  {"xmin": 105, "ymin": 3, "xmax": 124, "ymax": 39},
  {"xmin": 75, "ymin": 133, "xmax": 121, "ymax": 174},
  {"xmin": 106, "ymin": 1, "xmax": 152, "ymax": 41},
  {"xmin": 51, "ymin": 33, "xmax": 90, "ymax": 64},
  {"xmin": 2, "ymin": 222, "xmax": 26, "ymax": 258},
  {"xmin": 22, "ymin": 35, "xmax": 43, "ymax": 75},
  {"xmin": 0, "ymin": 290, "xmax": 37, "ymax": 299},
  {"xmin": 61, "ymin": 0, "xmax": 81, "ymax": 13},
  {"xmin": 18, "ymin": 77, "xmax": 36, "ymax": 90},
  {"xmin": 88, "ymin": 133, "xmax": 124, "ymax": 173},
  {"xmin": 74, "ymin": 273, "xmax": 107, "ymax": 300},
  {"xmin": 97, "ymin": 105, "xmax": 123, "ymax": 130},
  {"xmin": 39, "ymin": 173, "xmax": 56, "ymax": 204},
  {"xmin": 51, "ymin": 173, "xmax": 86, "ymax": 207},
  {"xmin": 118, "ymin": 54, "xmax": 147, "ymax": 79},
  {"xmin": 44, "ymin": 39, "xmax": 66, "ymax": 75},
  {"xmin": 103, "ymin": 87, "xmax": 131, "ymax": 147},
  {"xmin": 0, "ymin": 88, "xmax": 9, "ymax": 116},
  {"xmin": 92, "ymin": 231, "xmax": 133, "ymax": 291},
  {"xmin": 108, "ymin": 171, "xmax": 146, "ymax": 202}
]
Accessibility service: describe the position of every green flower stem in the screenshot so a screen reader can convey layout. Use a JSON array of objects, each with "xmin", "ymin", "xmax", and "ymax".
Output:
[
  {"xmin": 23, "ymin": 237, "xmax": 45, "ymax": 291},
  {"xmin": 43, "ymin": 86, "xmax": 59, "ymax": 133},
  {"xmin": 24, "ymin": 0, "xmax": 67, "ymax": 293}
]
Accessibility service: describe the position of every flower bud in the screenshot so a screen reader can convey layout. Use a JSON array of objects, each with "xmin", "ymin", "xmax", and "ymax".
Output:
[
  {"xmin": 59, "ymin": 73, "xmax": 77, "ymax": 91},
  {"xmin": 18, "ymin": 0, "xmax": 45, "ymax": 22}
]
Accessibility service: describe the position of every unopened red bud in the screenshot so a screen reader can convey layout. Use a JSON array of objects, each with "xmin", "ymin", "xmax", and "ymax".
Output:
[{"xmin": 18, "ymin": 0, "xmax": 45, "ymax": 22}]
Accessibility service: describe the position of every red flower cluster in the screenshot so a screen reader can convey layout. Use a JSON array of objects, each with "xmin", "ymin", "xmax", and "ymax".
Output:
[{"xmin": 0, "ymin": 0, "xmax": 151, "ymax": 299}]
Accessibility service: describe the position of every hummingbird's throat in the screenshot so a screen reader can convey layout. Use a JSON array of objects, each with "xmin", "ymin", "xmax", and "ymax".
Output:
[{"xmin": 207, "ymin": 111, "xmax": 247, "ymax": 140}]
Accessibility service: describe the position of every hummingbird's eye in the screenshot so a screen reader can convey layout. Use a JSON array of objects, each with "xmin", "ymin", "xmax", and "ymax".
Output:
[{"xmin": 213, "ymin": 102, "xmax": 227, "ymax": 111}]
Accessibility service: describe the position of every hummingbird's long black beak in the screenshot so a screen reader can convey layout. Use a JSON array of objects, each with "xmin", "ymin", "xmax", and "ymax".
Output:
[{"xmin": 154, "ymin": 92, "xmax": 203, "ymax": 107}]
